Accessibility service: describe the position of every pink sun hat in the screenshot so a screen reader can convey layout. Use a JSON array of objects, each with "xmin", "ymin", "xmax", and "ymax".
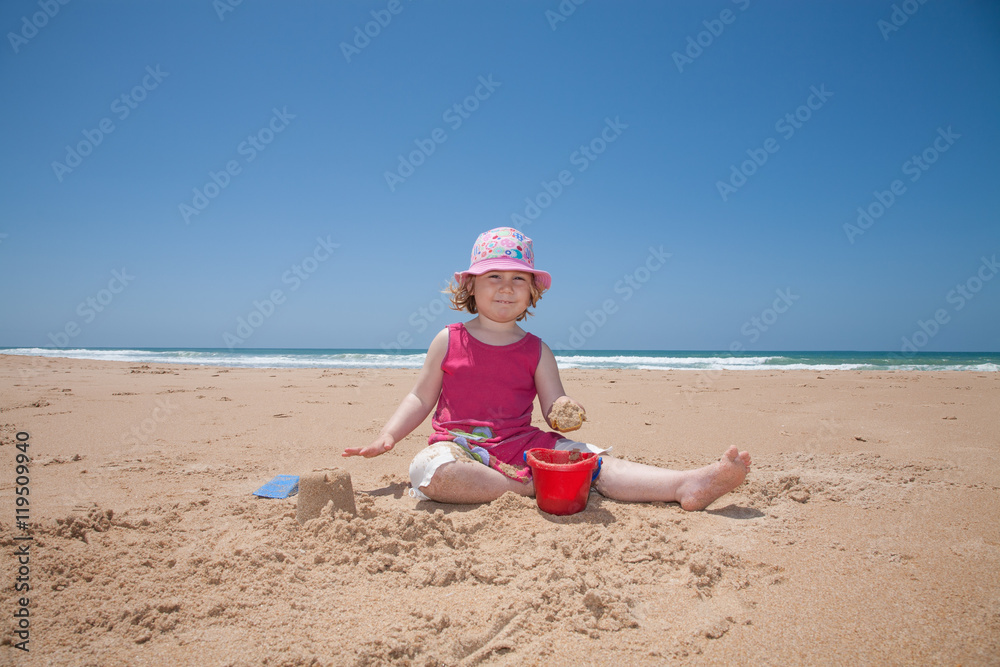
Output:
[{"xmin": 454, "ymin": 227, "xmax": 552, "ymax": 290}]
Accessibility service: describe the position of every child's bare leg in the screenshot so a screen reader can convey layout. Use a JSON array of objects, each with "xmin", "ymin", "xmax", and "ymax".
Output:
[
  {"xmin": 595, "ymin": 445, "xmax": 751, "ymax": 511},
  {"xmin": 419, "ymin": 461, "xmax": 534, "ymax": 504}
]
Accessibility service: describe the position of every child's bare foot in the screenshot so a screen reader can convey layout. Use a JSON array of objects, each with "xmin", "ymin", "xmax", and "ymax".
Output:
[{"xmin": 675, "ymin": 445, "xmax": 751, "ymax": 511}]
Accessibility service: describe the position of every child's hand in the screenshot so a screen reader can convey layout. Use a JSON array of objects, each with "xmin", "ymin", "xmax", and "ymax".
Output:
[
  {"xmin": 342, "ymin": 434, "xmax": 395, "ymax": 458},
  {"xmin": 547, "ymin": 396, "xmax": 587, "ymax": 432}
]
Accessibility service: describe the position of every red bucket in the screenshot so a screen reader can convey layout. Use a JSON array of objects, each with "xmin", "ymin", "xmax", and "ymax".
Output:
[{"xmin": 524, "ymin": 448, "xmax": 601, "ymax": 515}]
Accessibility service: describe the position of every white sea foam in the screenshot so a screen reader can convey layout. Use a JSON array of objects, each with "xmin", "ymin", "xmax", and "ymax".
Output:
[
  {"xmin": 0, "ymin": 348, "xmax": 428, "ymax": 369},
  {"xmin": 0, "ymin": 348, "xmax": 995, "ymax": 372},
  {"xmin": 554, "ymin": 355, "xmax": 777, "ymax": 370}
]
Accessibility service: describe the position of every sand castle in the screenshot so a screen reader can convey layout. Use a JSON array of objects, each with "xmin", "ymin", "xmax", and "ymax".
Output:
[{"xmin": 296, "ymin": 468, "xmax": 357, "ymax": 523}]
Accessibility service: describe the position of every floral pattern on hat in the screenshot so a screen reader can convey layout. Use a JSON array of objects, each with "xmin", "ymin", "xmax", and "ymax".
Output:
[
  {"xmin": 471, "ymin": 227, "xmax": 534, "ymax": 266},
  {"xmin": 458, "ymin": 226, "xmax": 551, "ymax": 290}
]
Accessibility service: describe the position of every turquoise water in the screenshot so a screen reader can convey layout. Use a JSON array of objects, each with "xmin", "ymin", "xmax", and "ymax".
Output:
[{"xmin": 2, "ymin": 348, "xmax": 997, "ymax": 371}]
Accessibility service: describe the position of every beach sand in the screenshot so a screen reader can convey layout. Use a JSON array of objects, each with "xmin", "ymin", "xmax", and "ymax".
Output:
[{"xmin": 1, "ymin": 354, "xmax": 998, "ymax": 665}]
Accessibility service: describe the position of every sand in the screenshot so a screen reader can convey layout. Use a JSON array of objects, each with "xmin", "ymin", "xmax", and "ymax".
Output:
[
  {"xmin": 297, "ymin": 470, "xmax": 357, "ymax": 523},
  {"xmin": 1, "ymin": 354, "xmax": 998, "ymax": 665},
  {"xmin": 547, "ymin": 398, "xmax": 586, "ymax": 433}
]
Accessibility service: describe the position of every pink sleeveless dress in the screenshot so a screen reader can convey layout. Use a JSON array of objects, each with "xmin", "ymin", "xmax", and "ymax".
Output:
[{"xmin": 429, "ymin": 322, "xmax": 562, "ymax": 480}]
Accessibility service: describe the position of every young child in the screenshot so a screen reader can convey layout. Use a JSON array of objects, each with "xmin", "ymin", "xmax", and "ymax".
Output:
[{"xmin": 343, "ymin": 227, "xmax": 751, "ymax": 510}]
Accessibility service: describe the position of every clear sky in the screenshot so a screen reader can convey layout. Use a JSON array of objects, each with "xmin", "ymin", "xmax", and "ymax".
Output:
[{"xmin": 1, "ymin": 0, "xmax": 998, "ymax": 353}]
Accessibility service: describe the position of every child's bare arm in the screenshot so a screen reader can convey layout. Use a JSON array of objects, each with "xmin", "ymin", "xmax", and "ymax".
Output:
[
  {"xmin": 534, "ymin": 342, "xmax": 586, "ymax": 429},
  {"xmin": 342, "ymin": 328, "xmax": 448, "ymax": 457}
]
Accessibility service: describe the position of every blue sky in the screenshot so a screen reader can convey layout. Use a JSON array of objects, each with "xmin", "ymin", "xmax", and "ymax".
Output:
[{"xmin": 1, "ymin": 0, "xmax": 998, "ymax": 352}]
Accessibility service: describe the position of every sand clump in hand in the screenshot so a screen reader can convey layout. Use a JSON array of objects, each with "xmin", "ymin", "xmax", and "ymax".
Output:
[{"xmin": 548, "ymin": 397, "xmax": 587, "ymax": 432}]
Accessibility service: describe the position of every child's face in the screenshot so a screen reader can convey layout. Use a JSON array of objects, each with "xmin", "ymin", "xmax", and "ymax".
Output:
[{"xmin": 471, "ymin": 271, "xmax": 534, "ymax": 322}]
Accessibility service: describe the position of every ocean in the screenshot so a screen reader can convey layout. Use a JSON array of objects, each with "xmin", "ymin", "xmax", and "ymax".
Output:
[{"xmin": 1, "ymin": 348, "xmax": 997, "ymax": 372}]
